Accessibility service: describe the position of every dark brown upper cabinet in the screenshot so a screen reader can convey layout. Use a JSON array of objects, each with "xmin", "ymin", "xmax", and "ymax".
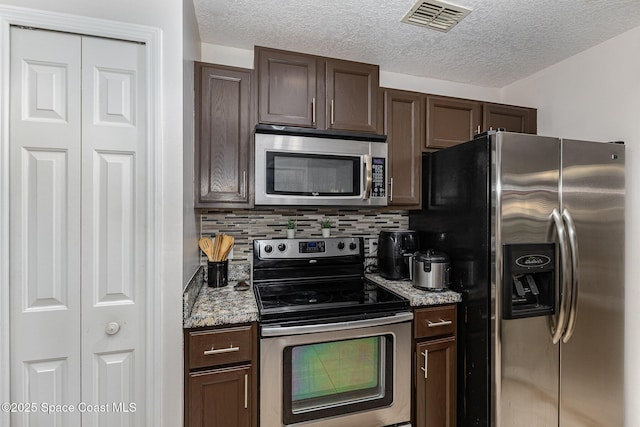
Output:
[
  {"xmin": 425, "ymin": 95, "xmax": 482, "ymax": 150},
  {"xmin": 425, "ymin": 96, "xmax": 537, "ymax": 151},
  {"xmin": 257, "ymin": 48, "xmax": 319, "ymax": 127},
  {"xmin": 483, "ymin": 102, "xmax": 537, "ymax": 134},
  {"xmin": 195, "ymin": 63, "xmax": 254, "ymax": 208},
  {"xmin": 326, "ymin": 59, "xmax": 379, "ymax": 133},
  {"xmin": 383, "ymin": 89, "xmax": 423, "ymax": 209},
  {"xmin": 256, "ymin": 46, "xmax": 380, "ymax": 133}
]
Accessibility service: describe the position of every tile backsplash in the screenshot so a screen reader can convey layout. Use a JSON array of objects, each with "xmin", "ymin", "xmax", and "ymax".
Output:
[{"xmin": 201, "ymin": 208, "xmax": 409, "ymax": 261}]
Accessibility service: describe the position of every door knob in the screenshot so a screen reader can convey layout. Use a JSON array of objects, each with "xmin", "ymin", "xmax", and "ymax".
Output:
[{"xmin": 105, "ymin": 322, "xmax": 120, "ymax": 335}]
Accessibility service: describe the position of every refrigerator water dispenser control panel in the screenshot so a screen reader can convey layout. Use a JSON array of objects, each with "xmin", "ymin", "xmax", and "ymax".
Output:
[{"xmin": 503, "ymin": 243, "xmax": 555, "ymax": 319}]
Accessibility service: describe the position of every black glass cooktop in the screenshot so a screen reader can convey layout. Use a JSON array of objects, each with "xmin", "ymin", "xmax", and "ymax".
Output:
[{"xmin": 254, "ymin": 278, "xmax": 409, "ymax": 323}]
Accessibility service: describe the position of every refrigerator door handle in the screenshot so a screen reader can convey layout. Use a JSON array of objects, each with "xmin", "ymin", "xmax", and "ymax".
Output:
[
  {"xmin": 551, "ymin": 208, "xmax": 571, "ymax": 344},
  {"xmin": 562, "ymin": 209, "xmax": 580, "ymax": 343}
]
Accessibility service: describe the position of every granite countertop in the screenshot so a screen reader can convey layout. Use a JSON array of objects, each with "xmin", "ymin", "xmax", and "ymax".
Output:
[
  {"xmin": 366, "ymin": 273, "xmax": 462, "ymax": 306},
  {"xmin": 183, "ymin": 263, "xmax": 258, "ymax": 328},
  {"xmin": 183, "ymin": 266, "xmax": 462, "ymax": 329},
  {"xmin": 185, "ymin": 282, "xmax": 259, "ymax": 328}
]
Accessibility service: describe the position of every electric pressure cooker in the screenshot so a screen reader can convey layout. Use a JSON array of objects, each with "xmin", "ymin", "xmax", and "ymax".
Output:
[{"xmin": 410, "ymin": 249, "xmax": 451, "ymax": 291}]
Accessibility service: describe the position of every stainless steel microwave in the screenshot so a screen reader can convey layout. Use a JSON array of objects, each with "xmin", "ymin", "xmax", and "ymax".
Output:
[{"xmin": 255, "ymin": 125, "xmax": 388, "ymax": 207}]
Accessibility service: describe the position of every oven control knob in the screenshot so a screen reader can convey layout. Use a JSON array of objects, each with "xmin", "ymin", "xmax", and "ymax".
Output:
[
  {"xmin": 349, "ymin": 242, "xmax": 357, "ymax": 250},
  {"xmin": 337, "ymin": 241, "xmax": 345, "ymax": 250},
  {"xmin": 278, "ymin": 243, "xmax": 287, "ymax": 252},
  {"xmin": 264, "ymin": 244, "xmax": 273, "ymax": 254}
]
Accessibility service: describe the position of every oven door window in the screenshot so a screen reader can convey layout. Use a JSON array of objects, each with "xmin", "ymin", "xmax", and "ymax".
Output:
[
  {"xmin": 266, "ymin": 151, "xmax": 361, "ymax": 196},
  {"xmin": 282, "ymin": 335, "xmax": 393, "ymax": 425}
]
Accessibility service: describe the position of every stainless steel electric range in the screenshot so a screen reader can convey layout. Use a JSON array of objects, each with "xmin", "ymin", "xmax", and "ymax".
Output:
[{"xmin": 253, "ymin": 237, "xmax": 412, "ymax": 427}]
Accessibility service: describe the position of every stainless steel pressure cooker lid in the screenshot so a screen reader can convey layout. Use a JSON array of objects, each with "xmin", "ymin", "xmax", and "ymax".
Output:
[{"xmin": 415, "ymin": 249, "xmax": 449, "ymax": 263}]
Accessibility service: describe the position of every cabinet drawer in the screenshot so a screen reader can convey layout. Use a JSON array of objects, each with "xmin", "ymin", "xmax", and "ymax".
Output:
[
  {"xmin": 414, "ymin": 305, "xmax": 456, "ymax": 339},
  {"xmin": 189, "ymin": 326, "xmax": 253, "ymax": 369}
]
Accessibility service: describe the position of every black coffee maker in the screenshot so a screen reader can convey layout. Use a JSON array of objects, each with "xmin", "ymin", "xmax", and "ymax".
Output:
[{"xmin": 377, "ymin": 230, "xmax": 419, "ymax": 280}]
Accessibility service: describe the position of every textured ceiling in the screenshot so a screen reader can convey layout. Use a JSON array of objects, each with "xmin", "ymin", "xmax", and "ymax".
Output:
[{"xmin": 193, "ymin": 0, "xmax": 640, "ymax": 88}]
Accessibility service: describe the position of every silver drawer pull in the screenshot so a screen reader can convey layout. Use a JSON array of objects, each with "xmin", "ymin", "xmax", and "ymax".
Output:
[
  {"xmin": 203, "ymin": 345, "xmax": 240, "ymax": 356},
  {"xmin": 427, "ymin": 319, "xmax": 452, "ymax": 328}
]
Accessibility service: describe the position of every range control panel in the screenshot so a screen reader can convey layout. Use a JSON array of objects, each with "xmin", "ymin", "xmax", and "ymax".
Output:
[
  {"xmin": 371, "ymin": 157, "xmax": 386, "ymax": 198},
  {"xmin": 255, "ymin": 237, "xmax": 361, "ymax": 259}
]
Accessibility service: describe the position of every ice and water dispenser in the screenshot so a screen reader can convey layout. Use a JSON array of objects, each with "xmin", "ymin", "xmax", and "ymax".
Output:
[{"xmin": 503, "ymin": 243, "xmax": 555, "ymax": 319}]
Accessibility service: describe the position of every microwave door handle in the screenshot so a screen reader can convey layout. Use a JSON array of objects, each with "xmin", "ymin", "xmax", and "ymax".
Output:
[{"xmin": 363, "ymin": 154, "xmax": 372, "ymax": 200}]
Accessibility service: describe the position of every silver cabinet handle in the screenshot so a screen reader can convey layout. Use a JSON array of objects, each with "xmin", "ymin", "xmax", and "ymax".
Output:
[
  {"xmin": 330, "ymin": 99, "xmax": 335, "ymax": 125},
  {"xmin": 562, "ymin": 209, "xmax": 580, "ymax": 344},
  {"xmin": 551, "ymin": 208, "xmax": 571, "ymax": 344},
  {"xmin": 476, "ymin": 125, "xmax": 481, "ymax": 134},
  {"xmin": 427, "ymin": 319, "xmax": 452, "ymax": 328},
  {"xmin": 420, "ymin": 350, "xmax": 428, "ymax": 379},
  {"xmin": 203, "ymin": 345, "xmax": 240, "ymax": 356},
  {"xmin": 363, "ymin": 155, "xmax": 372, "ymax": 200},
  {"xmin": 389, "ymin": 177, "xmax": 393, "ymax": 202},
  {"xmin": 311, "ymin": 97, "xmax": 316, "ymax": 125},
  {"xmin": 244, "ymin": 374, "xmax": 248, "ymax": 409},
  {"xmin": 241, "ymin": 171, "xmax": 247, "ymax": 199}
]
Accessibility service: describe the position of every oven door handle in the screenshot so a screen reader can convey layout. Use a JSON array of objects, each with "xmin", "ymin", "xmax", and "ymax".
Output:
[{"xmin": 261, "ymin": 312, "xmax": 414, "ymax": 337}]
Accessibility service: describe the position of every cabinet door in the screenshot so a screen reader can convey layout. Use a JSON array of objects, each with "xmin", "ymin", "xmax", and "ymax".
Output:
[
  {"xmin": 384, "ymin": 89, "xmax": 423, "ymax": 208},
  {"xmin": 425, "ymin": 96, "xmax": 481, "ymax": 150},
  {"xmin": 483, "ymin": 103, "xmax": 537, "ymax": 134},
  {"xmin": 189, "ymin": 365, "xmax": 253, "ymax": 427},
  {"xmin": 326, "ymin": 59, "xmax": 379, "ymax": 133},
  {"xmin": 195, "ymin": 63, "xmax": 253, "ymax": 208},
  {"xmin": 415, "ymin": 337, "xmax": 456, "ymax": 427},
  {"xmin": 257, "ymin": 47, "xmax": 319, "ymax": 127}
]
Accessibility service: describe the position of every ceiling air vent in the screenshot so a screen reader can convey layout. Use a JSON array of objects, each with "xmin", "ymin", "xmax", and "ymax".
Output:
[{"xmin": 401, "ymin": 0, "xmax": 472, "ymax": 33}]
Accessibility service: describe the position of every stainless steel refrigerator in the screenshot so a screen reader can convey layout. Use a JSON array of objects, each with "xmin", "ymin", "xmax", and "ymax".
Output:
[{"xmin": 409, "ymin": 131, "xmax": 625, "ymax": 427}]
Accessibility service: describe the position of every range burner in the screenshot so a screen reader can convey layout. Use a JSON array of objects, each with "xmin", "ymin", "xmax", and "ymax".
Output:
[
  {"xmin": 278, "ymin": 291, "xmax": 332, "ymax": 306},
  {"xmin": 252, "ymin": 237, "xmax": 410, "ymax": 324}
]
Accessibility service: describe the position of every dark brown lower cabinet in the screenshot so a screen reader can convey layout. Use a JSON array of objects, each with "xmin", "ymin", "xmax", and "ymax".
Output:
[
  {"xmin": 189, "ymin": 365, "xmax": 253, "ymax": 427},
  {"xmin": 415, "ymin": 336, "xmax": 456, "ymax": 427},
  {"xmin": 185, "ymin": 323, "xmax": 257, "ymax": 427},
  {"xmin": 413, "ymin": 304, "xmax": 457, "ymax": 427}
]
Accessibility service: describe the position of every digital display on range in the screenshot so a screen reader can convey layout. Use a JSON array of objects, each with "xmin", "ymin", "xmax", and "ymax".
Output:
[{"xmin": 299, "ymin": 241, "xmax": 325, "ymax": 253}]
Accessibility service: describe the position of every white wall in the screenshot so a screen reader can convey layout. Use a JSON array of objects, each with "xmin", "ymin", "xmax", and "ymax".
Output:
[
  {"xmin": 183, "ymin": 0, "xmax": 201, "ymax": 286},
  {"xmin": 0, "ymin": 1, "xmax": 185, "ymax": 426},
  {"xmin": 503, "ymin": 25, "xmax": 640, "ymax": 427}
]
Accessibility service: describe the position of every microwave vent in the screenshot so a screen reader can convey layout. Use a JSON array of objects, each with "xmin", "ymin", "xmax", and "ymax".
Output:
[{"xmin": 401, "ymin": 0, "xmax": 472, "ymax": 33}]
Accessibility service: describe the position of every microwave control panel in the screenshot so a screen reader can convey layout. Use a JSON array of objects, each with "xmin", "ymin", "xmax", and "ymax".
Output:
[{"xmin": 372, "ymin": 158, "xmax": 386, "ymax": 198}]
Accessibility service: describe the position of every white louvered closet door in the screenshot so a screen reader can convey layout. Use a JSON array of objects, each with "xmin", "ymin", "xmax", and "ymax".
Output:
[{"xmin": 9, "ymin": 27, "xmax": 147, "ymax": 427}]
